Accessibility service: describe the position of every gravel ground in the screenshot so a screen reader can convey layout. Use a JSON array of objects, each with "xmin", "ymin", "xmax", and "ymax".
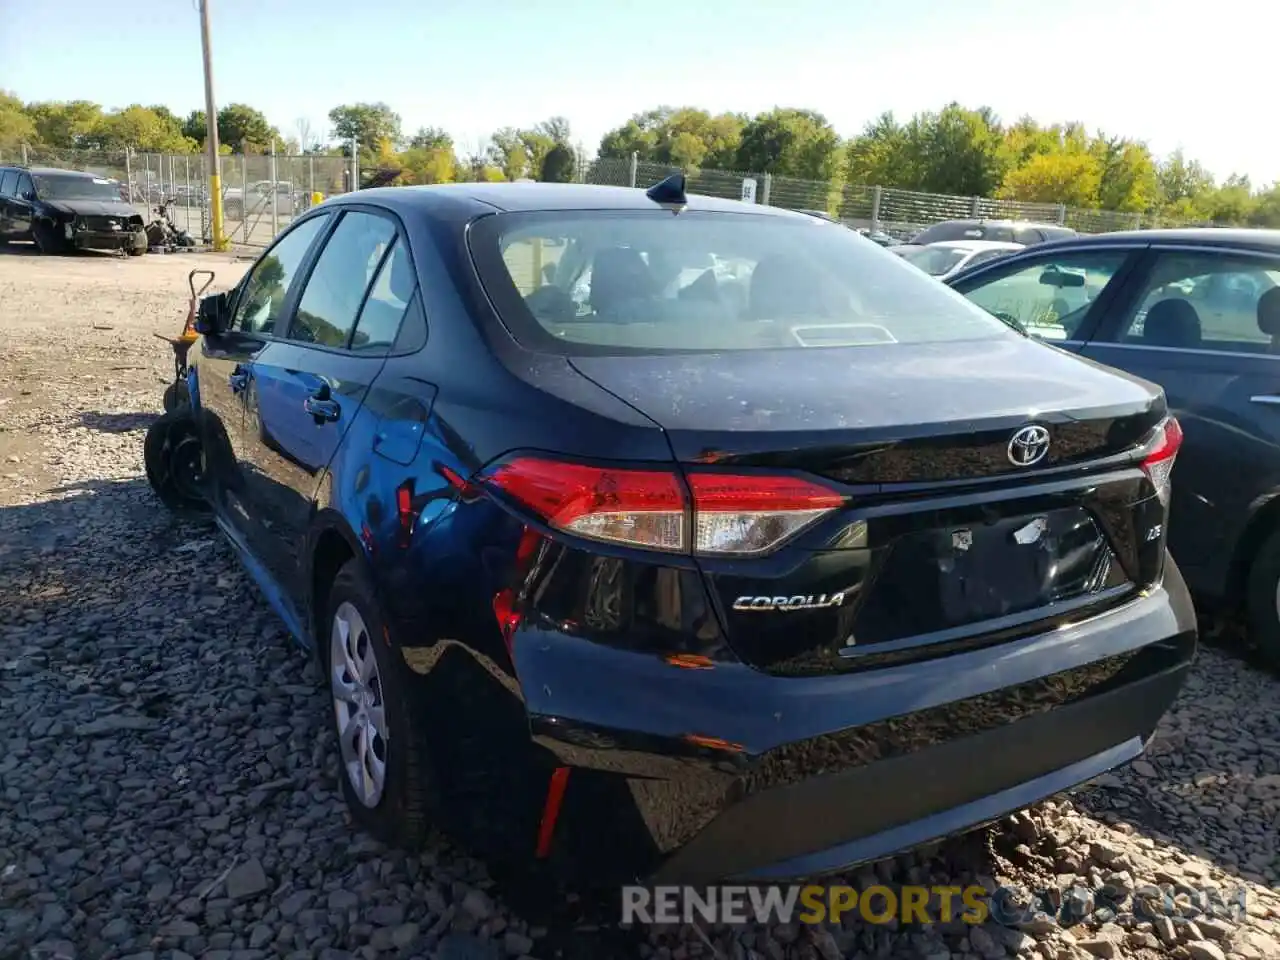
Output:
[{"xmin": 1, "ymin": 244, "xmax": 1279, "ymax": 960}]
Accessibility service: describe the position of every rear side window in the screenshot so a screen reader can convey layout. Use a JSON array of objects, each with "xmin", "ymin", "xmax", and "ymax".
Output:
[
  {"xmin": 351, "ymin": 236, "xmax": 419, "ymax": 353},
  {"xmin": 0, "ymin": 171, "xmax": 15, "ymax": 197},
  {"xmin": 470, "ymin": 210, "xmax": 1014, "ymax": 355},
  {"xmin": 912, "ymin": 222, "xmax": 978, "ymax": 245},
  {"xmin": 291, "ymin": 211, "xmax": 396, "ymax": 348}
]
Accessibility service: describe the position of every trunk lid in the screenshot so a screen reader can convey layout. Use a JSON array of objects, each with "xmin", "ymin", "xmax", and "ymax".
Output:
[{"xmin": 569, "ymin": 339, "xmax": 1169, "ymax": 675}]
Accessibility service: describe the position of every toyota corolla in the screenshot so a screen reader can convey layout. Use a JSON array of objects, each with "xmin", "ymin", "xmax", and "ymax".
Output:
[{"xmin": 154, "ymin": 175, "xmax": 1197, "ymax": 886}]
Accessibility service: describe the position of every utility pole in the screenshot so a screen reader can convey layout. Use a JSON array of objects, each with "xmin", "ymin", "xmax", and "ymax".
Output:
[{"xmin": 199, "ymin": 0, "xmax": 227, "ymax": 250}]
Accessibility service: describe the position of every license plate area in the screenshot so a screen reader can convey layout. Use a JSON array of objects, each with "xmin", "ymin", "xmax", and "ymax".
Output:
[{"xmin": 849, "ymin": 507, "xmax": 1129, "ymax": 647}]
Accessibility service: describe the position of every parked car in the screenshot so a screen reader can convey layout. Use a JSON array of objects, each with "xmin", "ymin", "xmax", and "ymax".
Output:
[
  {"xmin": 223, "ymin": 179, "xmax": 305, "ymax": 219},
  {"xmin": 946, "ymin": 228, "xmax": 1280, "ymax": 666},
  {"xmin": 0, "ymin": 165, "xmax": 147, "ymax": 255},
  {"xmin": 912, "ymin": 219, "xmax": 1077, "ymax": 247},
  {"xmin": 898, "ymin": 240, "xmax": 1024, "ymax": 280},
  {"xmin": 155, "ymin": 180, "xmax": 1196, "ymax": 884}
]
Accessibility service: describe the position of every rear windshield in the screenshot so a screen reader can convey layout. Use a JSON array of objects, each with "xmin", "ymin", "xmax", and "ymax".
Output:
[
  {"xmin": 469, "ymin": 209, "xmax": 1013, "ymax": 355},
  {"xmin": 900, "ymin": 244, "xmax": 970, "ymax": 276}
]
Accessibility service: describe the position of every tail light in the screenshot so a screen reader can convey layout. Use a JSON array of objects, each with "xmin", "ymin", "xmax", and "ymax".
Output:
[
  {"xmin": 482, "ymin": 456, "xmax": 845, "ymax": 556},
  {"xmin": 1140, "ymin": 416, "xmax": 1183, "ymax": 507}
]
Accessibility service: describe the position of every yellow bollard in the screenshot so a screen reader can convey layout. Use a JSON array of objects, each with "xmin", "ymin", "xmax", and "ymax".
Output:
[{"xmin": 311, "ymin": 191, "xmax": 324, "ymax": 207}]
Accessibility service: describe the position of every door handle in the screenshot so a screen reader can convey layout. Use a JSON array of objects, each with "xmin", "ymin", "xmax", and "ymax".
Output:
[
  {"xmin": 304, "ymin": 391, "xmax": 340, "ymax": 424},
  {"xmin": 228, "ymin": 367, "xmax": 249, "ymax": 393},
  {"xmin": 1250, "ymin": 395, "xmax": 1280, "ymax": 406}
]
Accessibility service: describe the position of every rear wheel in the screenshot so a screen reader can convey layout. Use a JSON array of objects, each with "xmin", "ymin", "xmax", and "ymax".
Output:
[
  {"xmin": 144, "ymin": 408, "xmax": 210, "ymax": 518},
  {"xmin": 162, "ymin": 381, "xmax": 189, "ymax": 413},
  {"xmin": 324, "ymin": 559, "xmax": 440, "ymax": 847},
  {"xmin": 1244, "ymin": 529, "xmax": 1280, "ymax": 668},
  {"xmin": 128, "ymin": 230, "xmax": 148, "ymax": 256}
]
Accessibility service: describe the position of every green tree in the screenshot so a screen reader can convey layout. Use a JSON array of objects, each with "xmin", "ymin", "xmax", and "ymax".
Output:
[
  {"xmin": 999, "ymin": 151, "xmax": 1102, "ymax": 207},
  {"xmin": 217, "ymin": 103, "xmax": 277, "ymax": 152},
  {"xmin": 1158, "ymin": 149, "xmax": 1215, "ymax": 205},
  {"xmin": 488, "ymin": 128, "xmax": 530, "ymax": 179},
  {"xmin": 1202, "ymin": 174, "xmax": 1256, "ymax": 224},
  {"xmin": 408, "ymin": 126, "xmax": 452, "ymax": 151},
  {"xmin": 328, "ymin": 102, "xmax": 401, "ymax": 150},
  {"xmin": 399, "ymin": 146, "xmax": 456, "ymax": 184},
  {"xmin": 540, "ymin": 142, "xmax": 576, "ymax": 182},
  {"xmin": 84, "ymin": 105, "xmax": 195, "ymax": 152},
  {"xmin": 1091, "ymin": 136, "xmax": 1159, "ymax": 213},
  {"xmin": 0, "ymin": 91, "xmax": 35, "ymax": 151},
  {"xmin": 844, "ymin": 112, "xmax": 911, "ymax": 186},
  {"xmin": 735, "ymin": 108, "xmax": 840, "ymax": 179},
  {"xmin": 25, "ymin": 100, "xmax": 103, "ymax": 148},
  {"xmin": 901, "ymin": 103, "xmax": 1007, "ymax": 196},
  {"xmin": 535, "ymin": 116, "xmax": 572, "ymax": 146}
]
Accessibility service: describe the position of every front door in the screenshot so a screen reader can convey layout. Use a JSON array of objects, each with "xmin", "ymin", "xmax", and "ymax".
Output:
[
  {"xmin": 238, "ymin": 207, "xmax": 408, "ymax": 606},
  {"xmin": 197, "ymin": 213, "xmax": 332, "ymax": 559},
  {"xmin": 949, "ymin": 246, "xmax": 1141, "ymax": 350},
  {"xmin": 10, "ymin": 172, "xmax": 36, "ymax": 241},
  {"xmin": 1079, "ymin": 247, "xmax": 1280, "ymax": 598}
]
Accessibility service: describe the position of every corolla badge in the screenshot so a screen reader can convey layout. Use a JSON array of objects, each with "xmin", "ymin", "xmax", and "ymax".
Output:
[
  {"xmin": 1007, "ymin": 424, "xmax": 1051, "ymax": 467},
  {"xmin": 733, "ymin": 593, "xmax": 846, "ymax": 612}
]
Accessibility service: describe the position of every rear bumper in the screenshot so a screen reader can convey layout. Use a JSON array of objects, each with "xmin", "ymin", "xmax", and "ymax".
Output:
[{"xmin": 517, "ymin": 562, "xmax": 1196, "ymax": 883}]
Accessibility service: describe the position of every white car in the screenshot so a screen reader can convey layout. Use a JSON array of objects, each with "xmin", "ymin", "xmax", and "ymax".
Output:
[{"xmin": 897, "ymin": 240, "xmax": 1024, "ymax": 281}]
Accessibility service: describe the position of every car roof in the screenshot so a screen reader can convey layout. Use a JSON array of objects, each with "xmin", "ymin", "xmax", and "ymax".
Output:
[
  {"xmin": 25, "ymin": 167, "xmax": 97, "ymax": 178},
  {"xmin": 1030, "ymin": 227, "xmax": 1280, "ymax": 253},
  {"xmin": 332, "ymin": 182, "xmax": 802, "ymax": 220},
  {"xmin": 927, "ymin": 240, "xmax": 1025, "ymax": 252}
]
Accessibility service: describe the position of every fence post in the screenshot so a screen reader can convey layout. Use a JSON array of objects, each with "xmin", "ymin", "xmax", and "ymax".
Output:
[
  {"xmin": 184, "ymin": 156, "xmax": 192, "ymax": 238},
  {"xmin": 308, "ymin": 155, "xmax": 315, "ymax": 208},
  {"xmin": 969, "ymin": 196, "xmax": 981, "ymax": 217},
  {"xmin": 269, "ymin": 141, "xmax": 279, "ymax": 240},
  {"xmin": 1056, "ymin": 203, "xmax": 1067, "ymax": 225},
  {"xmin": 124, "ymin": 149, "xmax": 132, "ymax": 202},
  {"xmin": 628, "ymin": 152, "xmax": 638, "ymax": 188},
  {"xmin": 349, "ymin": 138, "xmax": 359, "ymax": 192},
  {"xmin": 871, "ymin": 185, "xmax": 883, "ymax": 233},
  {"xmin": 762, "ymin": 173, "xmax": 772, "ymax": 206},
  {"xmin": 21, "ymin": 143, "xmax": 28, "ymax": 165},
  {"xmin": 242, "ymin": 157, "xmax": 250, "ymax": 245}
]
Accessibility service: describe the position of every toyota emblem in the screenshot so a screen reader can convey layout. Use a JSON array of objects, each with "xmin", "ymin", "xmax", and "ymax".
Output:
[{"xmin": 1008, "ymin": 424, "xmax": 1051, "ymax": 467}]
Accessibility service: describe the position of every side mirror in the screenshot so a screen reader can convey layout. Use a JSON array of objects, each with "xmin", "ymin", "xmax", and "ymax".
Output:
[{"xmin": 194, "ymin": 292, "xmax": 230, "ymax": 336}]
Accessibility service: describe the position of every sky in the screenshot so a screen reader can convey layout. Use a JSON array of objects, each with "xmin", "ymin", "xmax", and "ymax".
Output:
[{"xmin": 1, "ymin": 0, "xmax": 1273, "ymax": 186}]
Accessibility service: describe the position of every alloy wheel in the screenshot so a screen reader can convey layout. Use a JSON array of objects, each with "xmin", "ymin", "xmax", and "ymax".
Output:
[{"xmin": 330, "ymin": 601, "xmax": 389, "ymax": 808}]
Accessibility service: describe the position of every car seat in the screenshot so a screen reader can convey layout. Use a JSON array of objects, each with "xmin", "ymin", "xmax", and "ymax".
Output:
[
  {"xmin": 748, "ymin": 254, "xmax": 841, "ymax": 321},
  {"xmin": 1141, "ymin": 298, "xmax": 1202, "ymax": 349},
  {"xmin": 1257, "ymin": 287, "xmax": 1280, "ymax": 354},
  {"xmin": 589, "ymin": 248, "xmax": 657, "ymax": 320}
]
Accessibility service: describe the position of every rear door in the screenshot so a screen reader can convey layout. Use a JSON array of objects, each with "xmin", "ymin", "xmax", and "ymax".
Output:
[
  {"xmin": 238, "ymin": 206, "xmax": 404, "ymax": 601},
  {"xmin": 10, "ymin": 172, "xmax": 35, "ymax": 239},
  {"xmin": 0, "ymin": 170, "xmax": 15, "ymax": 239},
  {"xmin": 948, "ymin": 245, "xmax": 1143, "ymax": 347},
  {"xmin": 1079, "ymin": 245, "xmax": 1280, "ymax": 598}
]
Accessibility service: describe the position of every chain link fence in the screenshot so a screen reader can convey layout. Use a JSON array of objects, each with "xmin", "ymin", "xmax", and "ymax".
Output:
[
  {"xmin": 3, "ymin": 144, "xmax": 354, "ymax": 248},
  {"xmin": 4, "ymin": 143, "xmax": 1209, "ymax": 248},
  {"xmin": 586, "ymin": 154, "xmax": 1157, "ymax": 237}
]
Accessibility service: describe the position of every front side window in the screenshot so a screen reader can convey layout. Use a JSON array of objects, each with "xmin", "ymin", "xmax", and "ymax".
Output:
[
  {"xmin": 31, "ymin": 174, "xmax": 120, "ymax": 202},
  {"xmin": 471, "ymin": 211, "xmax": 1014, "ymax": 355},
  {"xmin": 1106, "ymin": 252, "xmax": 1280, "ymax": 353},
  {"xmin": 958, "ymin": 251, "xmax": 1130, "ymax": 341},
  {"xmin": 291, "ymin": 211, "xmax": 397, "ymax": 348},
  {"xmin": 230, "ymin": 214, "xmax": 330, "ymax": 335},
  {"xmin": 14, "ymin": 174, "xmax": 34, "ymax": 200}
]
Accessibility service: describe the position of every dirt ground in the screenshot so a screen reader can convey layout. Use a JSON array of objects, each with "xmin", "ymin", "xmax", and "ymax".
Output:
[{"xmin": 1, "ymin": 242, "xmax": 1280, "ymax": 960}]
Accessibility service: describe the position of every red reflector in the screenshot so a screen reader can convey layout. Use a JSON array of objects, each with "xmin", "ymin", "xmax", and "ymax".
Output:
[
  {"xmin": 535, "ymin": 767, "xmax": 571, "ymax": 859},
  {"xmin": 687, "ymin": 473, "xmax": 845, "ymax": 512},
  {"xmin": 396, "ymin": 483, "xmax": 412, "ymax": 519}
]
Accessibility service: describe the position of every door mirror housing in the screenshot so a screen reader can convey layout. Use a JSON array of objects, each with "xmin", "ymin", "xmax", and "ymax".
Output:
[{"xmin": 194, "ymin": 292, "xmax": 231, "ymax": 335}]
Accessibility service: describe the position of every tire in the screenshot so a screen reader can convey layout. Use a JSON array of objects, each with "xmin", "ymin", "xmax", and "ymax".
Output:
[
  {"xmin": 143, "ymin": 408, "xmax": 211, "ymax": 518},
  {"xmin": 32, "ymin": 220, "xmax": 68, "ymax": 255},
  {"xmin": 128, "ymin": 230, "xmax": 148, "ymax": 256},
  {"xmin": 324, "ymin": 559, "xmax": 440, "ymax": 848},
  {"xmin": 1245, "ymin": 528, "xmax": 1280, "ymax": 669},
  {"xmin": 162, "ymin": 381, "xmax": 189, "ymax": 413}
]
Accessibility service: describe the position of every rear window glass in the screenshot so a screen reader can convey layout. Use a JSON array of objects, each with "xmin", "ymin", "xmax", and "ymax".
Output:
[
  {"xmin": 900, "ymin": 244, "xmax": 970, "ymax": 276},
  {"xmin": 470, "ymin": 210, "xmax": 1013, "ymax": 355}
]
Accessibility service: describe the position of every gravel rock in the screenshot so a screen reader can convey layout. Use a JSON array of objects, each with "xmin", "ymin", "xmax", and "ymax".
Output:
[{"xmin": 3, "ymin": 251, "xmax": 1280, "ymax": 960}]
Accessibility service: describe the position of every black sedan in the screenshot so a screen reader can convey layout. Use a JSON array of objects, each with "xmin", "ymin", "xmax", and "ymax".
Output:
[
  {"xmin": 948, "ymin": 228, "xmax": 1280, "ymax": 666},
  {"xmin": 154, "ymin": 177, "xmax": 1196, "ymax": 885}
]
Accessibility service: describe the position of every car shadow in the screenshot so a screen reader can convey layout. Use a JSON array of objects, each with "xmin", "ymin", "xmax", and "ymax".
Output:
[{"xmin": 78, "ymin": 411, "xmax": 159, "ymax": 434}]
